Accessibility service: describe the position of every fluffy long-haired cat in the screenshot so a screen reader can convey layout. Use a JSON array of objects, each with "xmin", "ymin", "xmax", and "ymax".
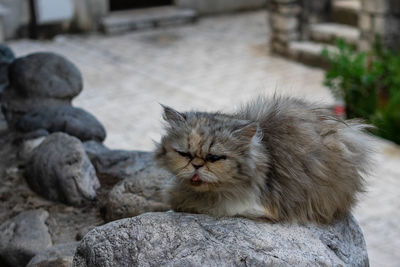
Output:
[{"xmin": 155, "ymin": 96, "xmax": 373, "ymax": 224}]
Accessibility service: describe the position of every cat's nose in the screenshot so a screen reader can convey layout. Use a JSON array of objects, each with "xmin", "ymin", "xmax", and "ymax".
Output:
[{"xmin": 191, "ymin": 158, "xmax": 205, "ymax": 169}]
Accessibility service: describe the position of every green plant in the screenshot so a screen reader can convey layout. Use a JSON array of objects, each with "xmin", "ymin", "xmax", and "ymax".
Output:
[{"xmin": 322, "ymin": 39, "xmax": 400, "ymax": 144}]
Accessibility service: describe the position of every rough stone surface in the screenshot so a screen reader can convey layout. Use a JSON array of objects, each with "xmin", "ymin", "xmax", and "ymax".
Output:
[
  {"xmin": 1, "ymin": 96, "xmax": 71, "ymax": 127},
  {"xmin": 105, "ymin": 164, "xmax": 172, "ymax": 221},
  {"xmin": 1, "ymin": 52, "xmax": 82, "ymax": 126},
  {"xmin": 0, "ymin": 45, "xmax": 15, "ymax": 95},
  {"xmin": 16, "ymin": 105, "xmax": 106, "ymax": 142},
  {"xmin": 27, "ymin": 242, "xmax": 79, "ymax": 267},
  {"xmin": 83, "ymin": 141, "xmax": 156, "ymax": 180},
  {"xmin": 18, "ymin": 135, "xmax": 47, "ymax": 162},
  {"xmin": 83, "ymin": 140, "xmax": 110, "ymax": 158},
  {"xmin": 310, "ymin": 23, "xmax": 359, "ymax": 45},
  {"xmin": 26, "ymin": 132, "xmax": 100, "ymax": 206},
  {"xmin": 0, "ymin": 209, "xmax": 52, "ymax": 267},
  {"xmin": 81, "ymin": 142, "xmax": 172, "ymax": 220},
  {"xmin": 8, "ymin": 52, "xmax": 82, "ymax": 99},
  {"xmin": 0, "ymin": 44, "xmax": 15, "ymax": 65},
  {"xmin": 73, "ymin": 212, "xmax": 369, "ymax": 267},
  {"xmin": 176, "ymin": 0, "xmax": 265, "ymax": 14}
]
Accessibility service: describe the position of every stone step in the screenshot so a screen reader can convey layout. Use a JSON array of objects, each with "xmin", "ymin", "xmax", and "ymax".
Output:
[
  {"xmin": 332, "ymin": 0, "xmax": 360, "ymax": 26},
  {"xmin": 101, "ymin": 6, "xmax": 197, "ymax": 34},
  {"xmin": 310, "ymin": 23, "xmax": 359, "ymax": 45},
  {"xmin": 288, "ymin": 41, "xmax": 337, "ymax": 69}
]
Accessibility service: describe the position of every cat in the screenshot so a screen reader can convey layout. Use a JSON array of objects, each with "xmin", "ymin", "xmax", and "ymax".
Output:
[{"xmin": 155, "ymin": 96, "xmax": 373, "ymax": 224}]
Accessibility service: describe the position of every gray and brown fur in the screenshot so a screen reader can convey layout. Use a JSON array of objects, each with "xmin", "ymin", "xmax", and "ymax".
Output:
[{"xmin": 155, "ymin": 96, "xmax": 373, "ymax": 224}]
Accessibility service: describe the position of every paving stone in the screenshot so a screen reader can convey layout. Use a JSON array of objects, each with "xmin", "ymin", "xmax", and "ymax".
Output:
[
  {"xmin": 310, "ymin": 23, "xmax": 359, "ymax": 45},
  {"xmin": 288, "ymin": 41, "xmax": 336, "ymax": 68}
]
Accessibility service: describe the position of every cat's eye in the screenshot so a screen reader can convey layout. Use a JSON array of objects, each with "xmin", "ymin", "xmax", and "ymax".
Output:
[
  {"xmin": 176, "ymin": 150, "xmax": 192, "ymax": 159},
  {"xmin": 205, "ymin": 154, "xmax": 226, "ymax": 162}
]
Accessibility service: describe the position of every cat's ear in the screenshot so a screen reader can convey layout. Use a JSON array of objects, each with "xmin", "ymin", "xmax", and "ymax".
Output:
[
  {"xmin": 232, "ymin": 122, "xmax": 260, "ymax": 141},
  {"xmin": 161, "ymin": 104, "xmax": 186, "ymax": 125}
]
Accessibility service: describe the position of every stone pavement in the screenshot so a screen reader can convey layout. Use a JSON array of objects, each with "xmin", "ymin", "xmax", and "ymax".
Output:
[{"xmin": 7, "ymin": 10, "xmax": 399, "ymax": 267}]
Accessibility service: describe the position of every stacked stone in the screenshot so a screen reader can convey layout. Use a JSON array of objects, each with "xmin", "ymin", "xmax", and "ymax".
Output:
[
  {"xmin": 1, "ymin": 51, "xmax": 106, "ymax": 142},
  {"xmin": 268, "ymin": 0, "xmax": 301, "ymax": 55},
  {"xmin": 0, "ymin": 48, "xmax": 106, "ymax": 207},
  {"xmin": 359, "ymin": 0, "xmax": 400, "ymax": 50}
]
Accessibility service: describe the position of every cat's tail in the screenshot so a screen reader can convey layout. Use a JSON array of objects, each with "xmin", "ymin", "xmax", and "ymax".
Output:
[{"xmin": 320, "ymin": 116, "xmax": 376, "ymax": 181}]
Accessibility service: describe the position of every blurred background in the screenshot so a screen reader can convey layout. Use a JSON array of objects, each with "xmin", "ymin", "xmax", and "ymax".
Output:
[{"xmin": 0, "ymin": 0, "xmax": 399, "ymax": 266}]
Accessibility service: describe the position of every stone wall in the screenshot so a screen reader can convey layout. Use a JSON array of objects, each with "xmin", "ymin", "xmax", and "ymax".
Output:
[
  {"xmin": 359, "ymin": 0, "xmax": 400, "ymax": 50},
  {"xmin": 268, "ymin": 0, "xmax": 301, "ymax": 55},
  {"xmin": 269, "ymin": 0, "xmax": 400, "ymax": 57},
  {"xmin": 175, "ymin": 0, "xmax": 266, "ymax": 14}
]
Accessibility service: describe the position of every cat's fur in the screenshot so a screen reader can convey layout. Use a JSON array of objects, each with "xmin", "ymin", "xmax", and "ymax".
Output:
[{"xmin": 155, "ymin": 97, "xmax": 373, "ymax": 224}]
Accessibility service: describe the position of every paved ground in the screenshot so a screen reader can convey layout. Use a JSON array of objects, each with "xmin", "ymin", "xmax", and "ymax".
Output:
[{"xmin": 7, "ymin": 10, "xmax": 399, "ymax": 267}]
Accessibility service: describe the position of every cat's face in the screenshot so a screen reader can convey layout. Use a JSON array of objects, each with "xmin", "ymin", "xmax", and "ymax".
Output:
[{"xmin": 156, "ymin": 106, "xmax": 263, "ymax": 192}]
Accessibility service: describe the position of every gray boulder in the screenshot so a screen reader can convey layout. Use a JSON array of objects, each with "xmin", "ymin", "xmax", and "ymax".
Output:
[
  {"xmin": 82, "ymin": 142, "xmax": 172, "ymax": 220},
  {"xmin": 9, "ymin": 52, "xmax": 82, "ymax": 99},
  {"xmin": 26, "ymin": 132, "xmax": 100, "ymax": 206},
  {"xmin": 17, "ymin": 106, "xmax": 106, "ymax": 142},
  {"xmin": 105, "ymin": 164, "xmax": 172, "ymax": 221},
  {"xmin": 0, "ymin": 45, "xmax": 15, "ymax": 95},
  {"xmin": 73, "ymin": 212, "xmax": 369, "ymax": 267},
  {"xmin": 0, "ymin": 64, "xmax": 9, "ymax": 96},
  {"xmin": 0, "ymin": 209, "xmax": 52, "ymax": 267},
  {"xmin": 27, "ymin": 242, "xmax": 79, "ymax": 267},
  {"xmin": 2, "ymin": 52, "xmax": 82, "ymax": 125},
  {"xmin": 0, "ymin": 44, "xmax": 15, "ymax": 65}
]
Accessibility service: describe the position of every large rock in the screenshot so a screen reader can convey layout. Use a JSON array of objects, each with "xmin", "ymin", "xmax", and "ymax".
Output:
[
  {"xmin": 27, "ymin": 242, "xmax": 79, "ymax": 267},
  {"xmin": 0, "ymin": 209, "xmax": 52, "ymax": 267},
  {"xmin": 2, "ymin": 52, "xmax": 82, "ymax": 125},
  {"xmin": 105, "ymin": 164, "xmax": 172, "ymax": 221},
  {"xmin": 0, "ymin": 44, "xmax": 15, "ymax": 65},
  {"xmin": 26, "ymin": 133, "xmax": 100, "ymax": 206},
  {"xmin": 17, "ymin": 106, "xmax": 106, "ymax": 142},
  {"xmin": 73, "ymin": 212, "xmax": 369, "ymax": 267},
  {"xmin": 0, "ymin": 45, "xmax": 15, "ymax": 95},
  {"xmin": 82, "ymin": 142, "xmax": 172, "ymax": 220},
  {"xmin": 9, "ymin": 52, "xmax": 82, "ymax": 99},
  {"xmin": 83, "ymin": 141, "xmax": 158, "ymax": 180}
]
